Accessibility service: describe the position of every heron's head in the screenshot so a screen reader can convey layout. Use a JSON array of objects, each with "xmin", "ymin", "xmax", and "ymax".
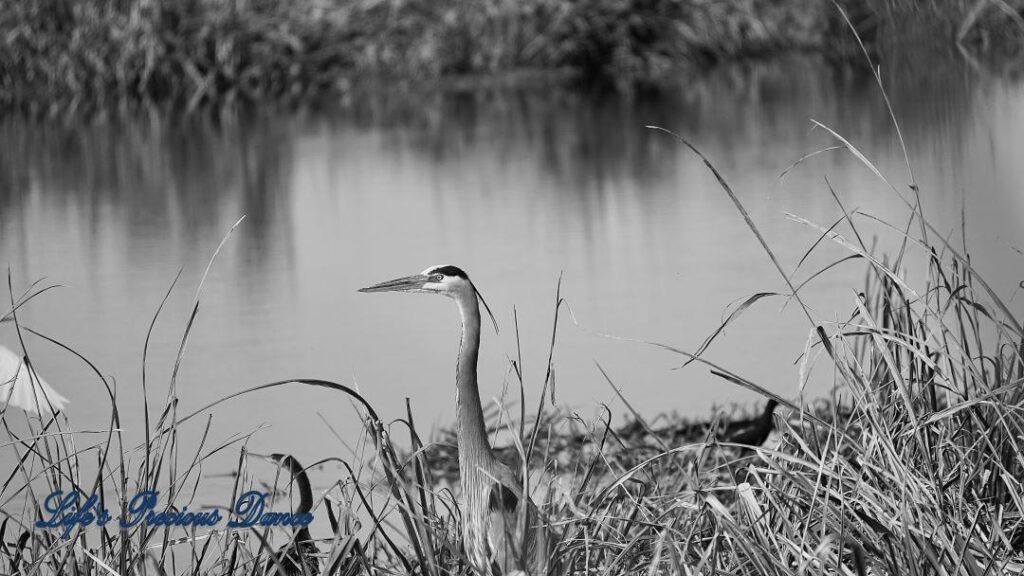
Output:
[
  {"xmin": 359, "ymin": 264, "xmax": 500, "ymax": 332},
  {"xmin": 358, "ymin": 265, "xmax": 473, "ymax": 299}
]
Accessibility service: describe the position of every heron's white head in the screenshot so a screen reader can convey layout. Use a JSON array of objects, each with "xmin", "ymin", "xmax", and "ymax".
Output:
[
  {"xmin": 358, "ymin": 265, "xmax": 499, "ymax": 332},
  {"xmin": 358, "ymin": 264, "xmax": 473, "ymax": 298}
]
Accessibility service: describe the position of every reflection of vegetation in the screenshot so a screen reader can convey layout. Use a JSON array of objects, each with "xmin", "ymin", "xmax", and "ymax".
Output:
[
  {"xmin": 325, "ymin": 51, "xmax": 982, "ymax": 196},
  {"xmin": 0, "ymin": 50, "xmax": 986, "ymax": 260},
  {"xmin": 0, "ymin": 106, "xmax": 294, "ymax": 269},
  {"xmin": 2, "ymin": 0, "xmax": 1019, "ymax": 106},
  {"xmin": 0, "ymin": 48, "xmax": 991, "ymax": 295}
]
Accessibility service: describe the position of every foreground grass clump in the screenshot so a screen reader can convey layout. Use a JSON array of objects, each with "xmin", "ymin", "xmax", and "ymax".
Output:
[
  {"xmin": 7, "ymin": 0, "xmax": 1022, "ymax": 107},
  {"xmin": 717, "ymin": 240, "xmax": 1024, "ymax": 573}
]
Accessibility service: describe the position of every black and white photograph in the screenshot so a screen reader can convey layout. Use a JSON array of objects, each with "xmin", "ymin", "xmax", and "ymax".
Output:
[{"xmin": 2, "ymin": 1, "xmax": 1023, "ymax": 574}]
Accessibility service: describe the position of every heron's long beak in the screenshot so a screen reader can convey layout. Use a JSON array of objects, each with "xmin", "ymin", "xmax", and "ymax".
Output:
[{"xmin": 358, "ymin": 274, "xmax": 430, "ymax": 293}]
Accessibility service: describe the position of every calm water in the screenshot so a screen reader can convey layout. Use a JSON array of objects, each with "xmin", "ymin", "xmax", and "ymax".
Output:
[{"xmin": 2, "ymin": 54, "xmax": 1024, "ymax": 502}]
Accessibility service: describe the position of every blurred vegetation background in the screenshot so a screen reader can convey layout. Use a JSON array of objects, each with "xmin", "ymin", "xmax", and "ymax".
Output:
[{"xmin": 1, "ymin": 0, "xmax": 1022, "ymax": 108}]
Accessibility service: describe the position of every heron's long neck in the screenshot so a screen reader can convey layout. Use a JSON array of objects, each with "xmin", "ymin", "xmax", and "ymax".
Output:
[{"xmin": 455, "ymin": 293, "xmax": 495, "ymax": 466}]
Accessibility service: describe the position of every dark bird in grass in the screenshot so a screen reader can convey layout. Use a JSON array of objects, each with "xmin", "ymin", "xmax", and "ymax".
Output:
[
  {"xmin": 263, "ymin": 454, "xmax": 320, "ymax": 576},
  {"xmin": 724, "ymin": 399, "xmax": 779, "ymax": 447},
  {"xmin": 361, "ymin": 265, "xmax": 550, "ymax": 575}
]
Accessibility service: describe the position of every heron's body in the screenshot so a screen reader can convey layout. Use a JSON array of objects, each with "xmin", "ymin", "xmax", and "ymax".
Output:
[{"xmin": 360, "ymin": 265, "xmax": 548, "ymax": 575}]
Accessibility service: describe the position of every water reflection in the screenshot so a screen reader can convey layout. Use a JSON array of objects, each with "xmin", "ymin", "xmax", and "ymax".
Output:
[
  {"xmin": 0, "ymin": 109, "xmax": 295, "ymax": 267},
  {"xmin": 0, "ymin": 53, "xmax": 1022, "ymax": 496},
  {"xmin": 0, "ymin": 54, "xmax": 990, "ymax": 265}
]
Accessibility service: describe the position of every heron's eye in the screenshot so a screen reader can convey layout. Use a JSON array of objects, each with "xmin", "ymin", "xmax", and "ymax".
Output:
[{"xmin": 432, "ymin": 275, "xmax": 444, "ymax": 282}]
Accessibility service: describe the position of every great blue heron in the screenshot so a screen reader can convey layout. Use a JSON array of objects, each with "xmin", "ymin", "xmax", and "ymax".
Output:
[
  {"xmin": 0, "ymin": 345, "xmax": 68, "ymax": 416},
  {"xmin": 262, "ymin": 454, "xmax": 320, "ymax": 576},
  {"xmin": 359, "ymin": 265, "xmax": 549, "ymax": 575},
  {"xmin": 724, "ymin": 399, "xmax": 778, "ymax": 447}
]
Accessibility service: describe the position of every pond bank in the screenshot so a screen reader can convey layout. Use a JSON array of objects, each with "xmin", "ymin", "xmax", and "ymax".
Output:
[{"xmin": 3, "ymin": 0, "xmax": 1021, "ymax": 108}]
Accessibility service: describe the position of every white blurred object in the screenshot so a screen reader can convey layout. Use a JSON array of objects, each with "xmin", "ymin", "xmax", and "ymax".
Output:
[{"xmin": 0, "ymin": 345, "xmax": 69, "ymax": 416}]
